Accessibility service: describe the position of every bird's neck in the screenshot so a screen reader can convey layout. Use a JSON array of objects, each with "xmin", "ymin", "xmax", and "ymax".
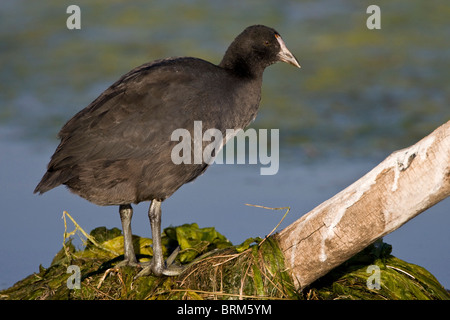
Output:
[{"xmin": 219, "ymin": 51, "xmax": 265, "ymax": 79}]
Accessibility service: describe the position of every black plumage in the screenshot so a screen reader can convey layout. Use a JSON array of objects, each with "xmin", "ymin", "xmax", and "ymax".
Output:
[{"xmin": 35, "ymin": 25, "xmax": 300, "ymax": 276}]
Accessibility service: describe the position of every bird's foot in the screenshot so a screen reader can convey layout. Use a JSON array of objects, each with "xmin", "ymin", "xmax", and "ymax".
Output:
[
  {"xmin": 135, "ymin": 247, "xmax": 184, "ymax": 278},
  {"xmin": 115, "ymin": 258, "xmax": 140, "ymax": 268},
  {"xmin": 136, "ymin": 263, "xmax": 184, "ymax": 277}
]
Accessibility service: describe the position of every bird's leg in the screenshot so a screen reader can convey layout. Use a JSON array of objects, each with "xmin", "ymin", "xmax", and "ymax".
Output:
[
  {"xmin": 117, "ymin": 204, "xmax": 138, "ymax": 266},
  {"xmin": 148, "ymin": 199, "xmax": 164, "ymax": 275},
  {"xmin": 135, "ymin": 200, "xmax": 183, "ymax": 277}
]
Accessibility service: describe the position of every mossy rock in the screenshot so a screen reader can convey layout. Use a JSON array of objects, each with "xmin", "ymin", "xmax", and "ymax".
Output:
[
  {"xmin": 1, "ymin": 224, "xmax": 448, "ymax": 300},
  {"xmin": 307, "ymin": 241, "xmax": 450, "ymax": 300}
]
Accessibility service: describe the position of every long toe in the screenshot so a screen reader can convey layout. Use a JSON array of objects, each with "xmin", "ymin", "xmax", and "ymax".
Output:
[
  {"xmin": 134, "ymin": 264, "xmax": 185, "ymax": 278},
  {"xmin": 134, "ymin": 258, "xmax": 185, "ymax": 278},
  {"xmin": 161, "ymin": 264, "xmax": 184, "ymax": 276},
  {"xmin": 115, "ymin": 258, "xmax": 140, "ymax": 268},
  {"xmin": 166, "ymin": 246, "xmax": 180, "ymax": 266},
  {"xmin": 135, "ymin": 264, "xmax": 153, "ymax": 278}
]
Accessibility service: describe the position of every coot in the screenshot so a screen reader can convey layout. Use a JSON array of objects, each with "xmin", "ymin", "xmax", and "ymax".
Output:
[{"xmin": 34, "ymin": 25, "xmax": 300, "ymax": 276}]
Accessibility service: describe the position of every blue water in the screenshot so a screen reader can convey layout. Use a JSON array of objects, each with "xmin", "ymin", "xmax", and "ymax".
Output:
[{"xmin": 0, "ymin": 0, "xmax": 449, "ymax": 292}]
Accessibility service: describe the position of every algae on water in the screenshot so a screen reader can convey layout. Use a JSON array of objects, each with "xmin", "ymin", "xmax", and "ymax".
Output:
[{"xmin": 1, "ymin": 220, "xmax": 449, "ymax": 300}]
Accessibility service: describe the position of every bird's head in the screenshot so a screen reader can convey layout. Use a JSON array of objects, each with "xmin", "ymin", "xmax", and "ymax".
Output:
[{"xmin": 220, "ymin": 25, "xmax": 300, "ymax": 76}]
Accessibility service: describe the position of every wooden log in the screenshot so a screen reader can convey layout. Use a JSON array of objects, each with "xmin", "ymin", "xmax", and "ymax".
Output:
[{"xmin": 275, "ymin": 120, "xmax": 450, "ymax": 290}]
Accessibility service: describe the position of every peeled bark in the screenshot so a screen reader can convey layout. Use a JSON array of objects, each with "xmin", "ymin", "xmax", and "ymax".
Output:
[{"xmin": 276, "ymin": 120, "xmax": 450, "ymax": 290}]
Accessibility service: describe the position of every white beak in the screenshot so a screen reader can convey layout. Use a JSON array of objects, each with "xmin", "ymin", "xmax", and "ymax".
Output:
[{"xmin": 276, "ymin": 34, "xmax": 301, "ymax": 68}]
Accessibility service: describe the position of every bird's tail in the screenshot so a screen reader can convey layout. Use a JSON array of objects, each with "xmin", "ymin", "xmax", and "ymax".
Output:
[{"xmin": 34, "ymin": 170, "xmax": 65, "ymax": 194}]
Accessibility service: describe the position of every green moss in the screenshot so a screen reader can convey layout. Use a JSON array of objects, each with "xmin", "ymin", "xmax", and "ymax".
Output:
[
  {"xmin": 307, "ymin": 240, "xmax": 450, "ymax": 300},
  {"xmin": 1, "ymin": 225, "xmax": 448, "ymax": 300}
]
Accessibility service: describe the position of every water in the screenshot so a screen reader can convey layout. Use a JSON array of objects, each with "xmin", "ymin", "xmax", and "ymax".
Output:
[{"xmin": 1, "ymin": 0, "xmax": 449, "ymax": 291}]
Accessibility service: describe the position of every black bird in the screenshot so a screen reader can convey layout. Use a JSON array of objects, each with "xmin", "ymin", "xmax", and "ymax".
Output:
[{"xmin": 34, "ymin": 25, "xmax": 300, "ymax": 276}]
